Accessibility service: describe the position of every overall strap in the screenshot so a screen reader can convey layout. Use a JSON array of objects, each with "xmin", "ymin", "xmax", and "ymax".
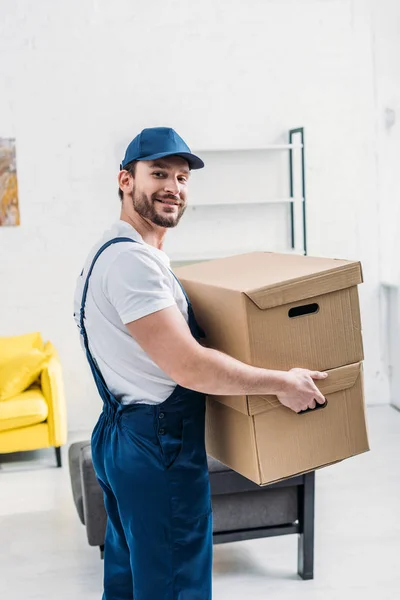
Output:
[
  {"xmin": 170, "ymin": 272, "xmax": 205, "ymax": 340},
  {"xmin": 170, "ymin": 271, "xmax": 190, "ymax": 303},
  {"xmin": 79, "ymin": 237, "xmax": 137, "ymax": 336},
  {"xmin": 79, "ymin": 237, "xmax": 138, "ymax": 395}
]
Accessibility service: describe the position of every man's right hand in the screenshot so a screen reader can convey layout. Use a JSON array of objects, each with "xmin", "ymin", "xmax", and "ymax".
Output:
[{"xmin": 276, "ymin": 368, "xmax": 328, "ymax": 413}]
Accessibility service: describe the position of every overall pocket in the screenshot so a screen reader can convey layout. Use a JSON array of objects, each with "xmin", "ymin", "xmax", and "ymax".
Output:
[{"xmin": 158, "ymin": 417, "xmax": 186, "ymax": 470}]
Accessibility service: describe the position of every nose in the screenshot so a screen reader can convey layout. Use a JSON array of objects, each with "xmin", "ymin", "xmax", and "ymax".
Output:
[{"xmin": 163, "ymin": 176, "xmax": 181, "ymax": 197}]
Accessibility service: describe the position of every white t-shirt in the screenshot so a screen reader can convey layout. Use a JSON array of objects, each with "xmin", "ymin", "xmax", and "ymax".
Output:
[{"xmin": 73, "ymin": 220, "xmax": 188, "ymax": 405}]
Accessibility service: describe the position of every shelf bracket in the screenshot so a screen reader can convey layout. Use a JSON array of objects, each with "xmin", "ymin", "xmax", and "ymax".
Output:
[{"xmin": 289, "ymin": 128, "xmax": 307, "ymax": 255}]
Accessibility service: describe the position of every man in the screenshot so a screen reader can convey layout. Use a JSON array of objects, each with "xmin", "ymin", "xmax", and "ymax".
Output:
[{"xmin": 74, "ymin": 127, "xmax": 327, "ymax": 600}]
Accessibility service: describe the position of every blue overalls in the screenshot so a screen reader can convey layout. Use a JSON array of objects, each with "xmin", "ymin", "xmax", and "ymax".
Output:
[{"xmin": 79, "ymin": 238, "xmax": 213, "ymax": 600}]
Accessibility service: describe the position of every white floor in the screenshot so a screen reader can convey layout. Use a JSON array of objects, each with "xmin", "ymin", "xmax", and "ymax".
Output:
[{"xmin": 0, "ymin": 405, "xmax": 399, "ymax": 600}]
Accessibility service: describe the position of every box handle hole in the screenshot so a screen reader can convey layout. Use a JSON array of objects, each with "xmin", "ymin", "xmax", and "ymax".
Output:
[
  {"xmin": 288, "ymin": 303, "xmax": 319, "ymax": 318},
  {"xmin": 298, "ymin": 399, "xmax": 328, "ymax": 415}
]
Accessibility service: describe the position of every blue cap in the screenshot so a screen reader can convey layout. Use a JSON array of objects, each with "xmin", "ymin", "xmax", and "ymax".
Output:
[{"xmin": 120, "ymin": 127, "xmax": 204, "ymax": 170}]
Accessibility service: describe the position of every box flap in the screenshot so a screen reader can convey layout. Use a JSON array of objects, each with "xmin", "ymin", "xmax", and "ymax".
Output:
[
  {"xmin": 248, "ymin": 362, "xmax": 362, "ymax": 416},
  {"xmin": 207, "ymin": 394, "xmax": 250, "ymax": 415},
  {"xmin": 245, "ymin": 262, "xmax": 363, "ymax": 310},
  {"xmin": 175, "ymin": 252, "xmax": 363, "ymax": 310}
]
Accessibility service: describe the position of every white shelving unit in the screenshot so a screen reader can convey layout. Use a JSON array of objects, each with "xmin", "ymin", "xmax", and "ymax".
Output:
[
  {"xmin": 169, "ymin": 128, "xmax": 307, "ymax": 264},
  {"xmin": 193, "ymin": 143, "xmax": 303, "ymax": 152},
  {"xmin": 169, "ymin": 247, "xmax": 305, "ymax": 264},
  {"xmin": 187, "ymin": 196, "xmax": 304, "ymax": 208}
]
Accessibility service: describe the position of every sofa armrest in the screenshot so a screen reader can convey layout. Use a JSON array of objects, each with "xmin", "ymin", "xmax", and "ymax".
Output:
[
  {"xmin": 41, "ymin": 355, "xmax": 68, "ymax": 447},
  {"xmin": 80, "ymin": 444, "xmax": 107, "ymax": 547}
]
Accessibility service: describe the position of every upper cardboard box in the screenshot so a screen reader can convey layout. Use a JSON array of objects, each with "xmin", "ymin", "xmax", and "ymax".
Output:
[{"xmin": 175, "ymin": 252, "xmax": 364, "ymax": 375}]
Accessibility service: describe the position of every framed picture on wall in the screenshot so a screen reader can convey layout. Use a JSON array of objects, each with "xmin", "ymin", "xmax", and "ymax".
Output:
[{"xmin": 0, "ymin": 138, "xmax": 20, "ymax": 226}]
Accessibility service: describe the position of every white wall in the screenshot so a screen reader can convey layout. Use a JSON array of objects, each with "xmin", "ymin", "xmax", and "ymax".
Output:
[
  {"xmin": 371, "ymin": 0, "xmax": 400, "ymax": 408},
  {"xmin": 0, "ymin": 0, "xmax": 398, "ymax": 431}
]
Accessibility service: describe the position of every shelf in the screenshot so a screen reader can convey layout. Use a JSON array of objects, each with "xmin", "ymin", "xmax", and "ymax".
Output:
[
  {"xmin": 193, "ymin": 144, "xmax": 303, "ymax": 153},
  {"xmin": 170, "ymin": 247, "xmax": 305, "ymax": 264},
  {"xmin": 188, "ymin": 197, "xmax": 304, "ymax": 208},
  {"xmin": 381, "ymin": 281, "xmax": 399, "ymax": 289}
]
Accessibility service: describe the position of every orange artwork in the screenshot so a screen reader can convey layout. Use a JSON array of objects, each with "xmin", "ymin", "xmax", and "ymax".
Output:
[{"xmin": 0, "ymin": 138, "xmax": 20, "ymax": 226}]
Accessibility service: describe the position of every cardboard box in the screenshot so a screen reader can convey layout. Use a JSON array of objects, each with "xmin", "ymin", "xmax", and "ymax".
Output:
[
  {"xmin": 205, "ymin": 362, "xmax": 369, "ymax": 485},
  {"xmin": 175, "ymin": 252, "xmax": 369, "ymax": 484},
  {"xmin": 175, "ymin": 251, "xmax": 364, "ymax": 389}
]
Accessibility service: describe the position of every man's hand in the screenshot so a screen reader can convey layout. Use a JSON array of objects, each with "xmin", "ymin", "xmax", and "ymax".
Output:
[{"xmin": 276, "ymin": 368, "xmax": 328, "ymax": 413}]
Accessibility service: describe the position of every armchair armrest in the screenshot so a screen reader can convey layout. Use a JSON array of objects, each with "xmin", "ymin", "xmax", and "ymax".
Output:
[
  {"xmin": 80, "ymin": 444, "xmax": 107, "ymax": 546},
  {"xmin": 41, "ymin": 354, "xmax": 68, "ymax": 447}
]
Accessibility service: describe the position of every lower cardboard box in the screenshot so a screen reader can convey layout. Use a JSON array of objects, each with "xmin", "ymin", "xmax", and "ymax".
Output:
[{"xmin": 205, "ymin": 362, "xmax": 370, "ymax": 486}]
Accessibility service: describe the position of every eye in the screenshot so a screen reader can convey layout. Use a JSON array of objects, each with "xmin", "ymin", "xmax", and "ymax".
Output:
[
  {"xmin": 152, "ymin": 171, "xmax": 166, "ymax": 178},
  {"xmin": 178, "ymin": 176, "xmax": 188, "ymax": 183}
]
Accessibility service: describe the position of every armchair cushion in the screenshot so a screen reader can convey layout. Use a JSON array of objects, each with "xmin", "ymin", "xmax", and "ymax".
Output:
[
  {"xmin": 0, "ymin": 387, "xmax": 48, "ymax": 432},
  {"xmin": 212, "ymin": 488, "xmax": 298, "ymax": 532},
  {"xmin": 0, "ymin": 332, "xmax": 44, "ymax": 362},
  {"xmin": 207, "ymin": 455, "xmax": 231, "ymax": 473},
  {"xmin": 0, "ymin": 348, "xmax": 50, "ymax": 401}
]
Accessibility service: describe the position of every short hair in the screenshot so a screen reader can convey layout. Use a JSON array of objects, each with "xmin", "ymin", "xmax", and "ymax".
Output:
[{"xmin": 118, "ymin": 160, "xmax": 137, "ymax": 201}]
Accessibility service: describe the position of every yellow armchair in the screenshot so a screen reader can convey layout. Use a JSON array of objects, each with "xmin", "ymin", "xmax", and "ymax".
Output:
[{"xmin": 0, "ymin": 333, "xmax": 68, "ymax": 467}]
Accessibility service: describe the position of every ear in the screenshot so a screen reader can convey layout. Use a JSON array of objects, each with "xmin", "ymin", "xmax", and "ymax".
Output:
[{"xmin": 118, "ymin": 169, "xmax": 134, "ymax": 195}]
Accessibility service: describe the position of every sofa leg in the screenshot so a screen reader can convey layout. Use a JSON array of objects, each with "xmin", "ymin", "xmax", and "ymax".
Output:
[
  {"xmin": 55, "ymin": 447, "xmax": 62, "ymax": 468},
  {"xmin": 100, "ymin": 545, "xmax": 104, "ymax": 560},
  {"xmin": 297, "ymin": 471, "xmax": 315, "ymax": 580}
]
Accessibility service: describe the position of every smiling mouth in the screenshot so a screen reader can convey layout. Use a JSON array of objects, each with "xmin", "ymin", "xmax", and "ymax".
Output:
[{"xmin": 155, "ymin": 198, "xmax": 180, "ymax": 206}]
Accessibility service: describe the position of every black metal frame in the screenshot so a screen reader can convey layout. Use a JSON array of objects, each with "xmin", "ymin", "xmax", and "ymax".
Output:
[
  {"xmin": 210, "ymin": 470, "xmax": 315, "ymax": 580},
  {"xmin": 297, "ymin": 470, "xmax": 315, "ymax": 579},
  {"xmin": 289, "ymin": 127, "xmax": 307, "ymax": 256},
  {"xmin": 55, "ymin": 446, "xmax": 62, "ymax": 468}
]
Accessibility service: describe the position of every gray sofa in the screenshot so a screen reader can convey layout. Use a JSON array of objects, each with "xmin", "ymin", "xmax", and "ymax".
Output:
[{"xmin": 68, "ymin": 441, "xmax": 315, "ymax": 579}]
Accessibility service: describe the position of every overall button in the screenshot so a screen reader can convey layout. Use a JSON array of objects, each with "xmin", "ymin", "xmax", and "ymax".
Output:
[
  {"xmin": 159, "ymin": 428, "xmax": 166, "ymax": 435},
  {"xmin": 159, "ymin": 413, "xmax": 165, "ymax": 419}
]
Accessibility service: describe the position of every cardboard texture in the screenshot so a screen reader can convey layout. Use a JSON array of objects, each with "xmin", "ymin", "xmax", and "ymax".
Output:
[{"xmin": 175, "ymin": 252, "xmax": 369, "ymax": 485}]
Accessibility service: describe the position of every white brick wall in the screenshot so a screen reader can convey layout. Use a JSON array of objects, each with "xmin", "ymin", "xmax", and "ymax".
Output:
[{"xmin": 0, "ymin": 0, "xmax": 399, "ymax": 431}]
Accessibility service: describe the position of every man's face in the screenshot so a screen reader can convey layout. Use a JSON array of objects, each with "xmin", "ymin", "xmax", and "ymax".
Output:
[{"xmin": 126, "ymin": 156, "xmax": 190, "ymax": 228}]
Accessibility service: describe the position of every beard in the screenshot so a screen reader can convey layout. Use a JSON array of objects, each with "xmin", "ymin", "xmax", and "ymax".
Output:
[{"xmin": 129, "ymin": 187, "xmax": 186, "ymax": 228}]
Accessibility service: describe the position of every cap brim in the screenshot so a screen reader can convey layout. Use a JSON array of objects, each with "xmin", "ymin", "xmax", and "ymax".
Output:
[{"xmin": 135, "ymin": 151, "xmax": 204, "ymax": 170}]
